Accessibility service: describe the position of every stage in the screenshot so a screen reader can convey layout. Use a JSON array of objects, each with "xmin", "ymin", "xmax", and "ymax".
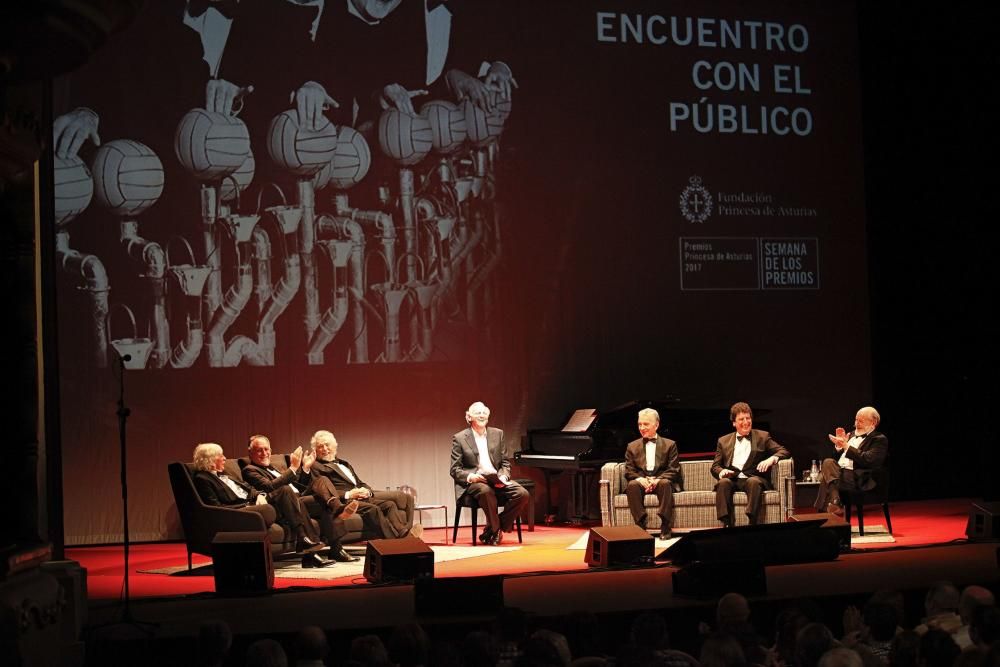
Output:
[{"xmin": 64, "ymin": 497, "xmax": 999, "ymax": 643}]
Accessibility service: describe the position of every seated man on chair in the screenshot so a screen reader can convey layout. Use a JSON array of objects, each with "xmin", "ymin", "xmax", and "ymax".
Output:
[
  {"xmin": 451, "ymin": 401, "xmax": 529, "ymax": 545},
  {"xmin": 191, "ymin": 442, "xmax": 325, "ymax": 555},
  {"xmin": 814, "ymin": 406, "xmax": 888, "ymax": 515},
  {"xmin": 309, "ymin": 429, "xmax": 418, "ymax": 540},
  {"xmin": 711, "ymin": 402, "xmax": 790, "ymax": 527},
  {"xmin": 624, "ymin": 408, "xmax": 681, "ymax": 539},
  {"xmin": 242, "ymin": 435, "xmax": 359, "ymax": 562}
]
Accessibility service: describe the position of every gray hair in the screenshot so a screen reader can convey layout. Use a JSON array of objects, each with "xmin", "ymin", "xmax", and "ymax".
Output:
[
  {"xmin": 859, "ymin": 406, "xmax": 880, "ymax": 426},
  {"xmin": 638, "ymin": 408, "xmax": 660, "ymax": 424},
  {"xmin": 193, "ymin": 442, "xmax": 223, "ymax": 471},
  {"xmin": 466, "ymin": 401, "xmax": 490, "ymax": 423},
  {"xmin": 310, "ymin": 430, "xmax": 336, "ymax": 447}
]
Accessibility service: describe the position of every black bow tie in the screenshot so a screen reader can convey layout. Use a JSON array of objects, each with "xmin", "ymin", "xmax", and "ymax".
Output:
[
  {"xmin": 427, "ymin": 0, "xmax": 449, "ymax": 10},
  {"xmin": 737, "ymin": 435, "xmax": 751, "ymax": 442},
  {"xmin": 643, "ymin": 438, "xmax": 656, "ymax": 444}
]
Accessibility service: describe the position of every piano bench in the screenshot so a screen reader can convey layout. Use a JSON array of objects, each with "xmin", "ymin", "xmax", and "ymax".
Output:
[{"xmin": 513, "ymin": 478, "xmax": 536, "ymax": 531}]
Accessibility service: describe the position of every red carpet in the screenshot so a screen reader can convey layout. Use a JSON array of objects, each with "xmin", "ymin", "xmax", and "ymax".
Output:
[{"xmin": 69, "ymin": 497, "xmax": 976, "ymax": 602}]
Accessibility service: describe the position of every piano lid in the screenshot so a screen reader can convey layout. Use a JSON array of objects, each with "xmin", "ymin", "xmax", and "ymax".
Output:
[{"xmin": 526, "ymin": 399, "xmax": 770, "ymax": 456}]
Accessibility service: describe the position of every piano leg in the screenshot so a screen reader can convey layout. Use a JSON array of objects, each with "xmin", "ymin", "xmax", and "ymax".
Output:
[{"xmin": 569, "ymin": 469, "xmax": 599, "ymax": 525}]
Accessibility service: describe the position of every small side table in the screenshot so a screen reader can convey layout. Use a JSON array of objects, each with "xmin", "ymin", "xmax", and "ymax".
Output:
[
  {"xmin": 794, "ymin": 481, "xmax": 820, "ymax": 512},
  {"xmin": 415, "ymin": 504, "xmax": 449, "ymax": 543}
]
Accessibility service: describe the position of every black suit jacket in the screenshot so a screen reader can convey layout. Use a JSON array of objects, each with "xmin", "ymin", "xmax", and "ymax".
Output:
[
  {"xmin": 450, "ymin": 426, "xmax": 511, "ymax": 500},
  {"xmin": 241, "ymin": 461, "xmax": 306, "ymax": 493},
  {"xmin": 624, "ymin": 436, "xmax": 682, "ymax": 492},
  {"xmin": 193, "ymin": 470, "xmax": 256, "ymax": 507},
  {"xmin": 711, "ymin": 429, "xmax": 790, "ymax": 487},
  {"xmin": 311, "ymin": 457, "xmax": 369, "ymax": 499},
  {"xmin": 840, "ymin": 430, "xmax": 888, "ymax": 491}
]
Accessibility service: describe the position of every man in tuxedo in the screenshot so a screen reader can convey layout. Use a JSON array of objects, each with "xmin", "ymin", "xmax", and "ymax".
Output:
[
  {"xmin": 450, "ymin": 401, "xmax": 529, "ymax": 545},
  {"xmin": 711, "ymin": 402, "xmax": 790, "ymax": 527},
  {"xmin": 242, "ymin": 435, "xmax": 359, "ymax": 562},
  {"xmin": 814, "ymin": 406, "xmax": 888, "ymax": 515},
  {"xmin": 623, "ymin": 408, "xmax": 682, "ymax": 539},
  {"xmin": 308, "ymin": 430, "xmax": 417, "ymax": 540},
  {"xmin": 191, "ymin": 442, "xmax": 324, "ymax": 553}
]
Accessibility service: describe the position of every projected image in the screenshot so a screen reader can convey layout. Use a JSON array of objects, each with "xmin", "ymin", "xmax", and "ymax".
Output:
[{"xmin": 53, "ymin": 0, "xmax": 514, "ymax": 369}]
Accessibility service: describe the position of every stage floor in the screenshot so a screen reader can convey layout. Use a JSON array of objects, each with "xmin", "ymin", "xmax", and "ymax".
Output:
[{"xmin": 68, "ymin": 497, "xmax": 996, "ymax": 637}]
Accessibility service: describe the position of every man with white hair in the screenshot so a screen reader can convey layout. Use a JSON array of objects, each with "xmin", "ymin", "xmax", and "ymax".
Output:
[
  {"xmin": 623, "ymin": 408, "xmax": 681, "ymax": 539},
  {"xmin": 191, "ymin": 442, "xmax": 324, "ymax": 554},
  {"xmin": 308, "ymin": 429, "xmax": 416, "ymax": 540},
  {"xmin": 815, "ymin": 406, "xmax": 888, "ymax": 515},
  {"xmin": 451, "ymin": 401, "xmax": 529, "ymax": 545}
]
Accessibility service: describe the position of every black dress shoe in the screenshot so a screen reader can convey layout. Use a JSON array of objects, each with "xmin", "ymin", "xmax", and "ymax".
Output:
[
  {"xmin": 328, "ymin": 546, "xmax": 359, "ymax": 562},
  {"xmin": 659, "ymin": 529, "xmax": 672, "ymax": 540},
  {"xmin": 296, "ymin": 537, "xmax": 326, "ymax": 554},
  {"xmin": 301, "ymin": 552, "xmax": 333, "ymax": 568},
  {"xmin": 490, "ymin": 530, "xmax": 505, "ymax": 545},
  {"xmin": 478, "ymin": 529, "xmax": 494, "ymax": 545}
]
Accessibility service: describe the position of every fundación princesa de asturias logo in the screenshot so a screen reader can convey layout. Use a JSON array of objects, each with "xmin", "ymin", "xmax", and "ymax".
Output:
[{"xmin": 679, "ymin": 175, "xmax": 712, "ymax": 223}]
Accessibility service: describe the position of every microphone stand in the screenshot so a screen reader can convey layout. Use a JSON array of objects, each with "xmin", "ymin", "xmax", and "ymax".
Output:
[{"xmin": 110, "ymin": 351, "xmax": 155, "ymax": 634}]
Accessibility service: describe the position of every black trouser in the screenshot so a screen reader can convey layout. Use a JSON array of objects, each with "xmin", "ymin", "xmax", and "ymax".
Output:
[
  {"xmin": 463, "ymin": 481, "xmax": 530, "ymax": 533},
  {"xmin": 814, "ymin": 458, "xmax": 861, "ymax": 510},
  {"xmin": 714, "ymin": 475, "xmax": 767, "ymax": 525},
  {"xmin": 625, "ymin": 479, "xmax": 674, "ymax": 529}
]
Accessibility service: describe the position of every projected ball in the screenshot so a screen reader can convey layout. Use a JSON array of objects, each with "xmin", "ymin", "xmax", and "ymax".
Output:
[
  {"xmin": 91, "ymin": 139, "xmax": 164, "ymax": 217},
  {"xmin": 463, "ymin": 99, "xmax": 505, "ymax": 147},
  {"xmin": 174, "ymin": 108, "xmax": 251, "ymax": 180},
  {"xmin": 420, "ymin": 100, "xmax": 467, "ymax": 154},
  {"xmin": 54, "ymin": 155, "xmax": 94, "ymax": 226},
  {"xmin": 378, "ymin": 109, "xmax": 432, "ymax": 165},
  {"xmin": 329, "ymin": 126, "xmax": 371, "ymax": 188},
  {"xmin": 492, "ymin": 92, "xmax": 513, "ymax": 123},
  {"xmin": 220, "ymin": 152, "xmax": 255, "ymax": 202},
  {"xmin": 267, "ymin": 110, "xmax": 338, "ymax": 176}
]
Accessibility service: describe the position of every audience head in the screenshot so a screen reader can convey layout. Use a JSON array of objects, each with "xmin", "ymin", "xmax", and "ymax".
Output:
[
  {"xmin": 294, "ymin": 625, "xmax": 328, "ymax": 663},
  {"xmin": 717, "ymin": 592, "xmax": 751, "ymax": 629},
  {"xmin": 796, "ymin": 623, "xmax": 836, "ymax": 667},
  {"xmin": 519, "ymin": 634, "xmax": 568, "ymax": 667},
  {"xmin": 869, "ymin": 589, "xmax": 906, "ymax": 628},
  {"xmin": 819, "ymin": 648, "xmax": 863, "ymax": 667},
  {"xmin": 918, "ymin": 628, "xmax": 960, "ymax": 667},
  {"xmin": 350, "ymin": 634, "xmax": 389, "ymax": 667},
  {"xmin": 960, "ymin": 586, "xmax": 996, "ymax": 623},
  {"xmin": 530, "ymin": 629, "xmax": 571, "ymax": 666},
  {"xmin": 462, "ymin": 630, "xmax": 498, "ymax": 667},
  {"xmin": 924, "ymin": 582, "xmax": 961, "ymax": 617},
  {"xmin": 970, "ymin": 604, "xmax": 1000, "ymax": 647},
  {"xmin": 700, "ymin": 632, "xmax": 747, "ymax": 667},
  {"xmin": 564, "ymin": 610, "xmax": 606, "ymax": 660},
  {"xmin": 389, "ymin": 623, "xmax": 431, "ymax": 667},
  {"xmin": 245, "ymin": 639, "xmax": 288, "ymax": 667},
  {"xmin": 864, "ymin": 601, "xmax": 901, "ymax": 642}
]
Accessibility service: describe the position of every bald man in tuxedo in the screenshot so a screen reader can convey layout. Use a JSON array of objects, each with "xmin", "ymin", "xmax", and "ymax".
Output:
[{"xmin": 815, "ymin": 406, "xmax": 888, "ymax": 515}]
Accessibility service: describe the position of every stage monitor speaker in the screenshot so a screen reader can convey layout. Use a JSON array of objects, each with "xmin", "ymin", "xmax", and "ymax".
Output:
[
  {"xmin": 966, "ymin": 501, "xmax": 1000, "ymax": 541},
  {"xmin": 415, "ymin": 575, "xmax": 504, "ymax": 616},
  {"xmin": 658, "ymin": 519, "xmax": 840, "ymax": 566},
  {"xmin": 673, "ymin": 558, "xmax": 767, "ymax": 597},
  {"xmin": 586, "ymin": 525, "xmax": 655, "ymax": 567},
  {"xmin": 790, "ymin": 512, "xmax": 851, "ymax": 550},
  {"xmin": 211, "ymin": 530, "xmax": 273, "ymax": 595},
  {"xmin": 364, "ymin": 535, "xmax": 434, "ymax": 583}
]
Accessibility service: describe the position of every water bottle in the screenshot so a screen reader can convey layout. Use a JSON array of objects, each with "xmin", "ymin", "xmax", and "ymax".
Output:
[{"xmin": 810, "ymin": 459, "xmax": 819, "ymax": 482}]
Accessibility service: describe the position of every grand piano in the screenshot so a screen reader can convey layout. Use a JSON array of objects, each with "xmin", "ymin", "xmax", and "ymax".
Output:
[{"xmin": 515, "ymin": 399, "xmax": 752, "ymax": 523}]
